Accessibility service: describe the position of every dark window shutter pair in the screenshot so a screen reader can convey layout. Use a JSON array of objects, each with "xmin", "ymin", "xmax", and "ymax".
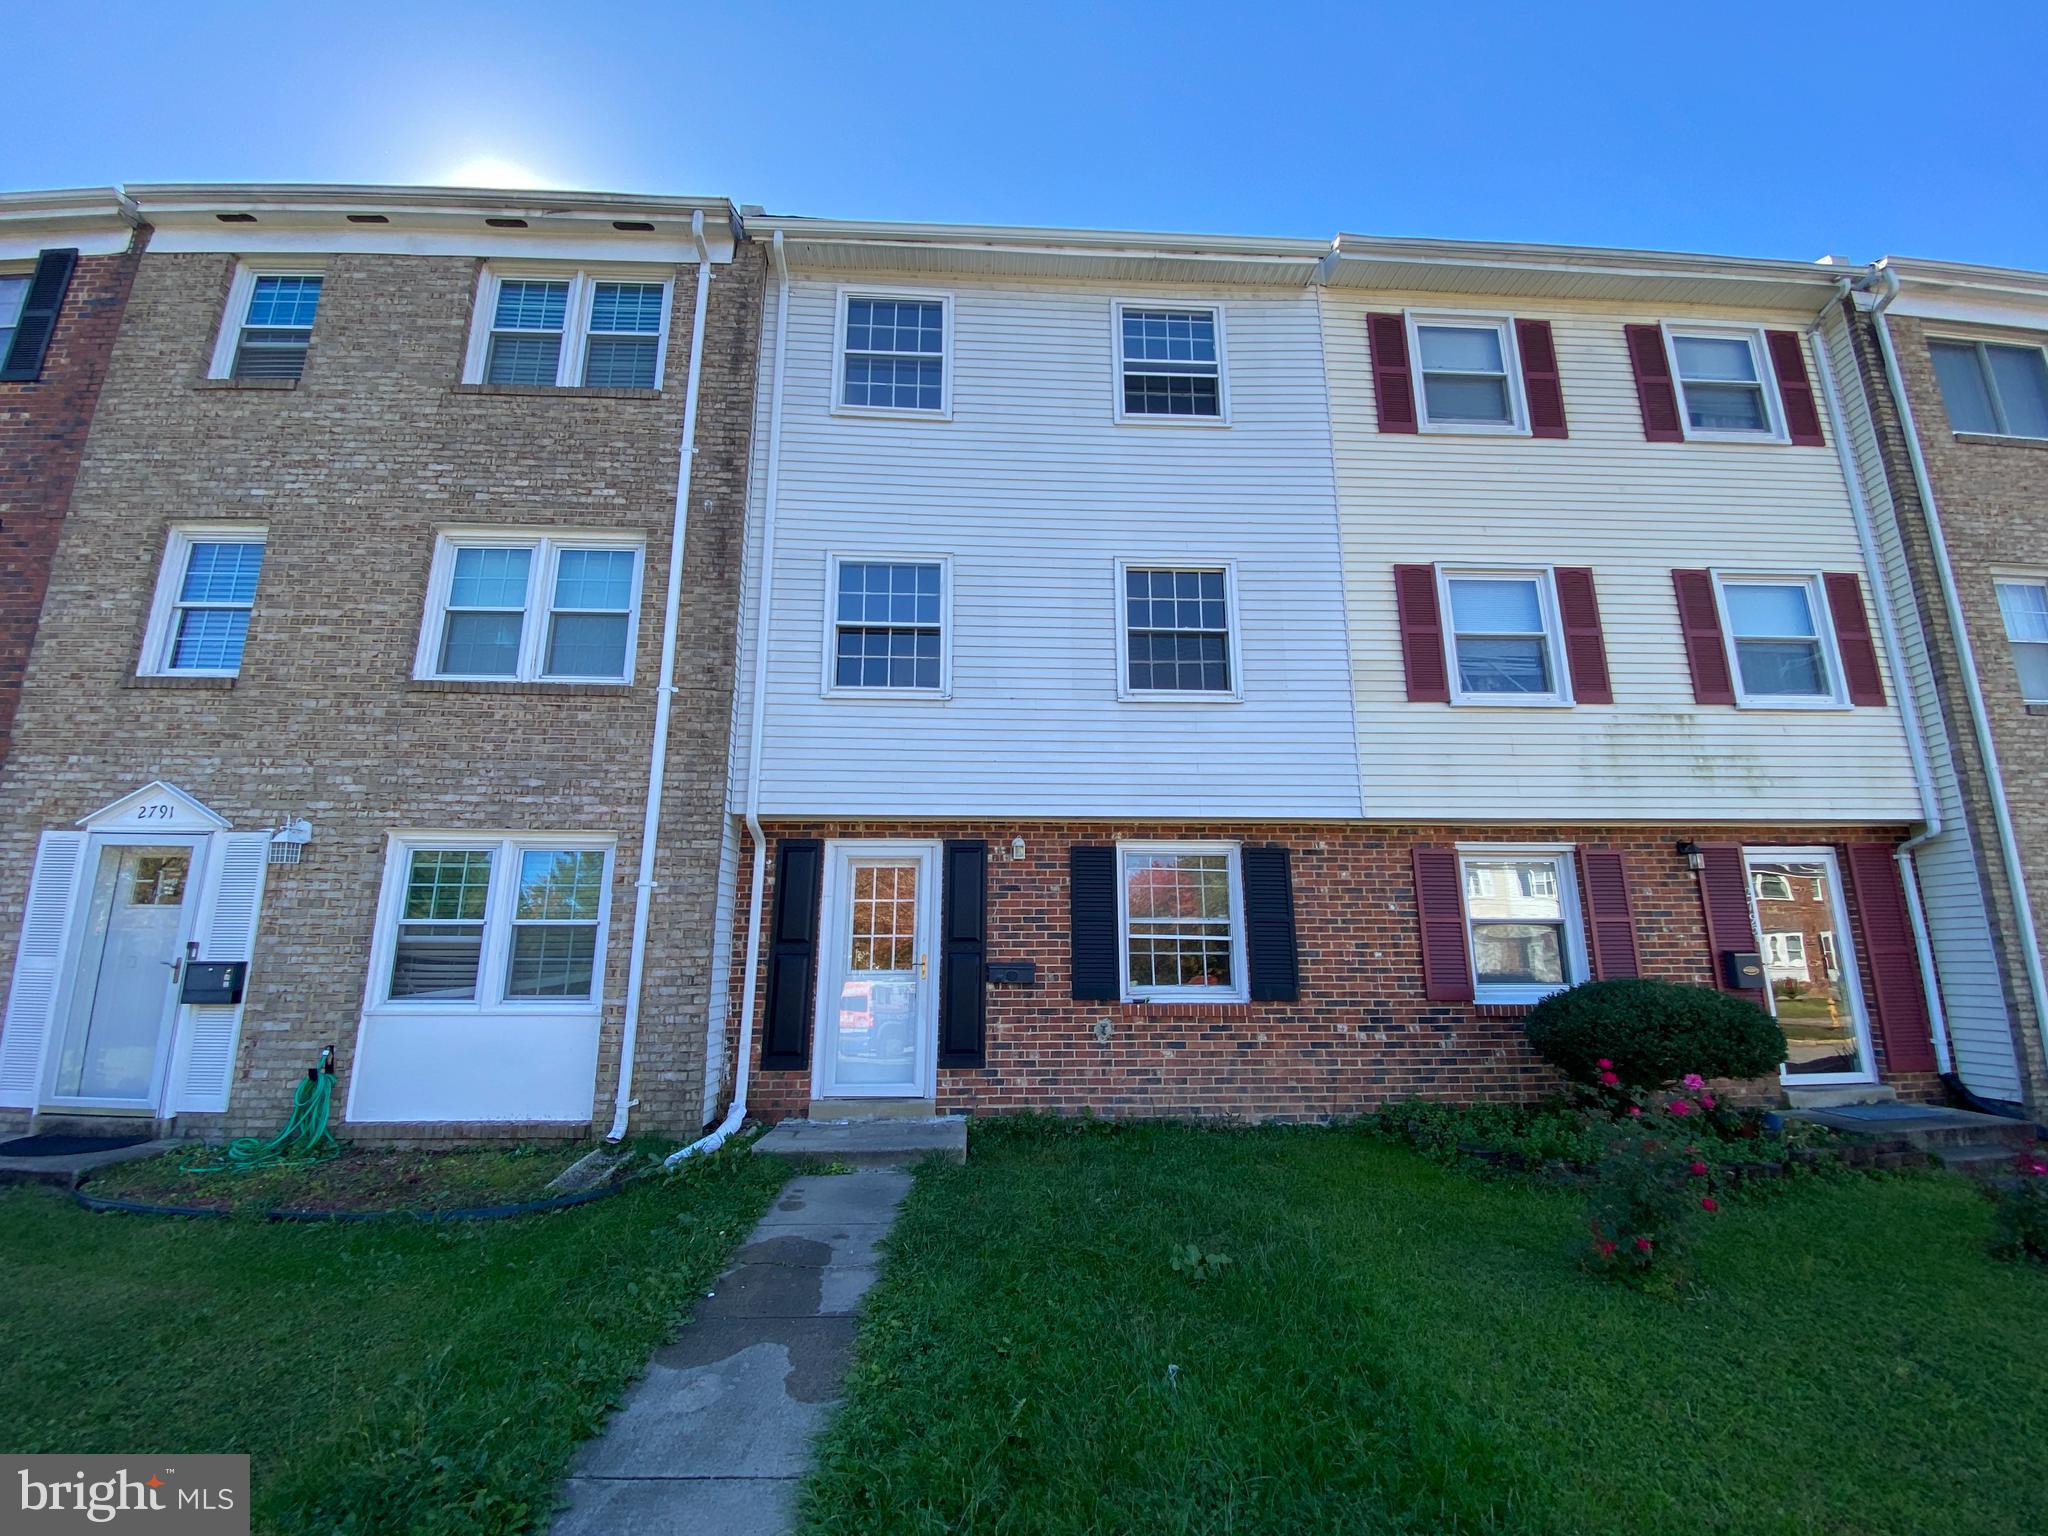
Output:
[
  {"xmin": 1672, "ymin": 569, "xmax": 1885, "ymax": 707},
  {"xmin": 1625, "ymin": 324, "xmax": 1823, "ymax": 447},
  {"xmin": 0, "ymin": 248, "xmax": 79, "ymax": 383},
  {"xmin": 1369, "ymin": 313, "xmax": 1568, "ymax": 438},
  {"xmin": 1068, "ymin": 845, "xmax": 1299, "ymax": 1003},
  {"xmin": 1413, "ymin": 847, "xmax": 1638, "ymax": 1003},
  {"xmin": 1395, "ymin": 564, "xmax": 1611, "ymax": 704},
  {"xmin": 1844, "ymin": 844, "xmax": 1937, "ymax": 1073}
]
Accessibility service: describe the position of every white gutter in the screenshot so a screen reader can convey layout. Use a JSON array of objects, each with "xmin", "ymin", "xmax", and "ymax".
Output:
[
  {"xmin": 1806, "ymin": 287, "xmax": 1951, "ymax": 1072},
  {"xmin": 606, "ymin": 210, "xmax": 713, "ymax": 1143},
  {"xmin": 1867, "ymin": 265, "xmax": 2048, "ymax": 1080},
  {"xmin": 667, "ymin": 229, "xmax": 791, "ymax": 1167}
]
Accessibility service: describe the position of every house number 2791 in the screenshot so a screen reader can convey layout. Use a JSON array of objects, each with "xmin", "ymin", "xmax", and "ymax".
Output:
[{"xmin": 135, "ymin": 804, "xmax": 174, "ymax": 820}]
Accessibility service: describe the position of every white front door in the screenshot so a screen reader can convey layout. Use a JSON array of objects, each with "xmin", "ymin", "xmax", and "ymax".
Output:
[
  {"xmin": 813, "ymin": 841, "xmax": 939, "ymax": 1100},
  {"xmin": 45, "ymin": 838, "xmax": 206, "ymax": 1111},
  {"xmin": 1742, "ymin": 847, "xmax": 1877, "ymax": 1086}
]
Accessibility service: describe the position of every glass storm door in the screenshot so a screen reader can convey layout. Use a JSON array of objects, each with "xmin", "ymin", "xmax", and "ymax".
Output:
[
  {"xmin": 1742, "ymin": 849, "xmax": 1875, "ymax": 1084},
  {"xmin": 49, "ymin": 841, "xmax": 203, "ymax": 1109},
  {"xmin": 816, "ymin": 845, "xmax": 937, "ymax": 1099}
]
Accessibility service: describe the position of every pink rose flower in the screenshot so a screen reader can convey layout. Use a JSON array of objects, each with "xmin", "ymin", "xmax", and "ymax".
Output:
[
  {"xmin": 1599, "ymin": 1070, "xmax": 1620, "ymax": 1087},
  {"xmin": 1634, "ymin": 1236, "xmax": 1654, "ymax": 1251},
  {"xmin": 1627, "ymin": 1106, "xmax": 1642, "ymax": 1118},
  {"xmin": 1700, "ymin": 1196, "xmax": 1719, "ymax": 1212},
  {"xmin": 1682, "ymin": 1073, "xmax": 1706, "ymax": 1091},
  {"xmin": 1595, "ymin": 1239, "xmax": 1617, "ymax": 1257},
  {"xmin": 1689, "ymin": 1160, "xmax": 1708, "ymax": 1176},
  {"xmin": 1667, "ymin": 1098, "xmax": 1694, "ymax": 1117},
  {"xmin": 1700, "ymin": 1093, "xmax": 1717, "ymax": 1110},
  {"xmin": 1597, "ymin": 1058, "xmax": 1612, "ymax": 1069}
]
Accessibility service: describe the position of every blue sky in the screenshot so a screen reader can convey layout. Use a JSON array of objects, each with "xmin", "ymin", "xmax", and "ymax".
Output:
[{"xmin": 8, "ymin": 1, "xmax": 2045, "ymax": 269}]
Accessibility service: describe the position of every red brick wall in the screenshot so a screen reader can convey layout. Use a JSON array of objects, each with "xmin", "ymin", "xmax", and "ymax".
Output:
[
  {"xmin": 724, "ymin": 819, "xmax": 1927, "ymax": 1123},
  {"xmin": 0, "ymin": 236, "xmax": 147, "ymax": 761}
]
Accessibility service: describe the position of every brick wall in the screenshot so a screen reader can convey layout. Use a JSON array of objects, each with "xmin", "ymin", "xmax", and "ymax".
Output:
[
  {"xmin": 0, "ymin": 235, "xmax": 147, "ymax": 762},
  {"xmin": 725, "ymin": 819, "xmax": 1924, "ymax": 1124},
  {"xmin": 0, "ymin": 240, "xmax": 764, "ymax": 1138},
  {"xmin": 1850, "ymin": 307, "xmax": 2048, "ymax": 1104}
]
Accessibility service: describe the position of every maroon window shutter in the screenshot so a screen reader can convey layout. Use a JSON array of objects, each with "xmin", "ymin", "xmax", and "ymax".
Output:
[
  {"xmin": 1515, "ymin": 318, "xmax": 1568, "ymax": 439},
  {"xmin": 1765, "ymin": 330, "xmax": 1825, "ymax": 447},
  {"xmin": 1578, "ymin": 849, "xmax": 1641, "ymax": 979},
  {"xmin": 1623, "ymin": 324, "xmax": 1684, "ymax": 442},
  {"xmin": 1845, "ymin": 844, "xmax": 1937, "ymax": 1072},
  {"xmin": 1671, "ymin": 569, "xmax": 1735, "ymax": 705},
  {"xmin": 1413, "ymin": 847, "xmax": 1474, "ymax": 1002},
  {"xmin": 1394, "ymin": 564, "xmax": 1449, "ymax": 702},
  {"xmin": 1553, "ymin": 567, "xmax": 1612, "ymax": 704},
  {"xmin": 1367, "ymin": 312, "xmax": 1418, "ymax": 433},
  {"xmin": 1696, "ymin": 844, "xmax": 1757, "ymax": 992},
  {"xmin": 1823, "ymin": 572, "xmax": 1886, "ymax": 707}
]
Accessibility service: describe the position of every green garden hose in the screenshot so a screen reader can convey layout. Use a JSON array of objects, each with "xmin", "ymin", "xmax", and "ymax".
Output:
[{"xmin": 182, "ymin": 1046, "xmax": 341, "ymax": 1172}]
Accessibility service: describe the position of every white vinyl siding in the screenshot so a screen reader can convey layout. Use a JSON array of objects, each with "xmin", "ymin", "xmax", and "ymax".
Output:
[
  {"xmin": 1326, "ymin": 287, "xmax": 1919, "ymax": 821},
  {"xmin": 736, "ymin": 274, "xmax": 1358, "ymax": 818}
]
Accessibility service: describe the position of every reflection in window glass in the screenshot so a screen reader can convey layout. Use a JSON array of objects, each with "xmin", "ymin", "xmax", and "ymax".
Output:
[
  {"xmin": 1722, "ymin": 580, "xmax": 1830, "ymax": 699},
  {"xmin": 1461, "ymin": 854, "xmax": 1573, "ymax": 996},
  {"xmin": 1122, "ymin": 849, "xmax": 1236, "ymax": 991}
]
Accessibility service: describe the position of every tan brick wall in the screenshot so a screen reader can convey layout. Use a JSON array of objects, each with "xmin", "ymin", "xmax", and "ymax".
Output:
[
  {"xmin": 0, "ymin": 240, "xmax": 764, "ymax": 1139},
  {"xmin": 726, "ymin": 818, "xmax": 1926, "ymax": 1125},
  {"xmin": 1855, "ymin": 309, "xmax": 2048, "ymax": 1104}
]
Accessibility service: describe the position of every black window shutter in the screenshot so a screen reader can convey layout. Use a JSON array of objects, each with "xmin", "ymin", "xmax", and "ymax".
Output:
[
  {"xmin": 760, "ymin": 838, "xmax": 822, "ymax": 1069},
  {"xmin": 1, "ymin": 248, "xmax": 80, "ymax": 383},
  {"xmin": 1243, "ymin": 845, "xmax": 1300, "ymax": 1002},
  {"xmin": 1069, "ymin": 845, "xmax": 1118, "ymax": 1001},
  {"xmin": 939, "ymin": 839, "xmax": 987, "ymax": 1067}
]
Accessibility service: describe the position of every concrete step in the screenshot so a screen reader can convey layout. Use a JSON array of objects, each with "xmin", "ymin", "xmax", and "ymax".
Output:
[
  {"xmin": 753, "ymin": 1115, "xmax": 966, "ymax": 1168},
  {"xmin": 1935, "ymin": 1142, "xmax": 2035, "ymax": 1177},
  {"xmin": 1780, "ymin": 1103, "xmax": 2042, "ymax": 1154},
  {"xmin": 1782, "ymin": 1084, "xmax": 1897, "ymax": 1111},
  {"xmin": 807, "ymin": 1098, "xmax": 938, "ymax": 1121}
]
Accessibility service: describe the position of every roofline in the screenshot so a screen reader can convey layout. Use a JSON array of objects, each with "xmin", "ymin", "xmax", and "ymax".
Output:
[
  {"xmin": 125, "ymin": 183, "xmax": 735, "ymax": 220},
  {"xmin": 746, "ymin": 215, "xmax": 1329, "ymax": 262},
  {"xmin": 0, "ymin": 186, "xmax": 139, "ymax": 226},
  {"xmin": 1331, "ymin": 232, "xmax": 1853, "ymax": 288},
  {"xmin": 1877, "ymin": 254, "xmax": 2048, "ymax": 304}
]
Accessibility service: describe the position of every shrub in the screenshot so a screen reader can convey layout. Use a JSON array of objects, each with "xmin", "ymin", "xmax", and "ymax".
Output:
[
  {"xmin": 1584, "ymin": 1107, "xmax": 1722, "ymax": 1288},
  {"xmin": 1525, "ymin": 978, "xmax": 1785, "ymax": 1091},
  {"xmin": 1990, "ymin": 1150, "xmax": 2048, "ymax": 1264}
]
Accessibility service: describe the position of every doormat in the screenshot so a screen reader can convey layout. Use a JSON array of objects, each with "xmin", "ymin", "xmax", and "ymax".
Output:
[{"xmin": 0, "ymin": 1133, "xmax": 153, "ymax": 1158}]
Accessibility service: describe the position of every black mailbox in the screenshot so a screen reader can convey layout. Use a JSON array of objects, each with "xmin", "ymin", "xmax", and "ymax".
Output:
[
  {"xmin": 986, "ymin": 960, "xmax": 1038, "ymax": 986},
  {"xmin": 181, "ymin": 961, "xmax": 248, "ymax": 1006},
  {"xmin": 1720, "ymin": 950, "xmax": 1766, "ymax": 990}
]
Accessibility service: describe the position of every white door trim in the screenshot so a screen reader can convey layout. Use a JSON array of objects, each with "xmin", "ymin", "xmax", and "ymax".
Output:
[
  {"xmin": 1742, "ymin": 845, "xmax": 1878, "ymax": 1087},
  {"xmin": 810, "ymin": 839, "xmax": 941, "ymax": 1101},
  {"xmin": 41, "ymin": 831, "xmax": 213, "ymax": 1115}
]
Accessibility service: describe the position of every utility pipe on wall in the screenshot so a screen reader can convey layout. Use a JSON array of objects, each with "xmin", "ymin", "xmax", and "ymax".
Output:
[
  {"xmin": 606, "ymin": 210, "xmax": 713, "ymax": 1143},
  {"xmin": 1866, "ymin": 265, "xmax": 2048, "ymax": 1082},
  {"xmin": 668, "ymin": 229, "xmax": 791, "ymax": 1167}
]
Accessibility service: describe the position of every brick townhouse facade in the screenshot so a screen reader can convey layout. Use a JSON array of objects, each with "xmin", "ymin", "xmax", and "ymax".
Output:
[{"xmin": 0, "ymin": 186, "xmax": 762, "ymax": 1142}]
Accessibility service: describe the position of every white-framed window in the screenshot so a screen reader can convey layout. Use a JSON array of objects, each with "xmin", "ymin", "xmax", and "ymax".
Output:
[
  {"xmin": 1712, "ymin": 572, "xmax": 1845, "ymax": 708},
  {"xmin": 369, "ymin": 834, "xmax": 615, "ymax": 1010},
  {"xmin": 1995, "ymin": 578, "xmax": 2048, "ymax": 702},
  {"xmin": 461, "ymin": 268, "xmax": 672, "ymax": 389},
  {"xmin": 1116, "ymin": 841, "xmax": 1247, "ymax": 1002},
  {"xmin": 1662, "ymin": 325, "xmax": 1785, "ymax": 441},
  {"xmin": 823, "ymin": 554, "xmax": 951, "ymax": 695},
  {"xmin": 0, "ymin": 270, "xmax": 30, "ymax": 361},
  {"xmin": 207, "ymin": 266, "xmax": 325, "ymax": 381},
  {"xmin": 1113, "ymin": 301, "xmax": 1227, "ymax": 422},
  {"xmin": 415, "ymin": 532, "xmax": 643, "ymax": 684},
  {"xmin": 1753, "ymin": 871, "xmax": 1794, "ymax": 902},
  {"xmin": 1765, "ymin": 931, "xmax": 1807, "ymax": 967},
  {"xmin": 1457, "ymin": 847, "xmax": 1588, "ymax": 1005},
  {"xmin": 833, "ymin": 288, "xmax": 951, "ymax": 417},
  {"xmin": 1407, "ymin": 312, "xmax": 1526, "ymax": 432},
  {"xmin": 1117, "ymin": 561, "xmax": 1240, "ymax": 700},
  {"xmin": 138, "ymin": 525, "xmax": 268, "ymax": 678},
  {"xmin": 1437, "ymin": 566, "xmax": 1570, "ymax": 706},
  {"xmin": 1930, "ymin": 338, "xmax": 2048, "ymax": 439}
]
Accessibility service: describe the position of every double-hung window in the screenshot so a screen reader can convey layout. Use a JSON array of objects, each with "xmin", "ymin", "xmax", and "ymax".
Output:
[
  {"xmin": 1930, "ymin": 338, "xmax": 2048, "ymax": 439},
  {"xmin": 1667, "ymin": 328, "xmax": 1781, "ymax": 439},
  {"xmin": 1714, "ymin": 574, "xmax": 1841, "ymax": 706},
  {"xmin": 1411, "ymin": 314, "xmax": 1523, "ymax": 431},
  {"xmin": 1115, "ymin": 303, "xmax": 1225, "ymax": 420},
  {"xmin": 139, "ymin": 527, "xmax": 267, "ymax": 677},
  {"xmin": 380, "ymin": 836, "xmax": 612, "ymax": 1007},
  {"xmin": 836, "ymin": 291, "xmax": 948, "ymax": 414},
  {"xmin": 1458, "ymin": 849, "xmax": 1586, "ymax": 1004},
  {"xmin": 1119, "ymin": 563, "xmax": 1237, "ymax": 698},
  {"xmin": 827, "ymin": 557, "xmax": 947, "ymax": 693},
  {"xmin": 1996, "ymin": 579, "xmax": 2048, "ymax": 702},
  {"xmin": 0, "ymin": 272, "xmax": 30, "ymax": 361},
  {"xmin": 465, "ymin": 269, "xmax": 672, "ymax": 389},
  {"xmin": 418, "ymin": 533, "xmax": 642, "ymax": 683},
  {"xmin": 206, "ymin": 267, "xmax": 324, "ymax": 381},
  {"xmin": 1117, "ymin": 842, "xmax": 1247, "ymax": 1001},
  {"xmin": 1440, "ymin": 568, "xmax": 1568, "ymax": 704}
]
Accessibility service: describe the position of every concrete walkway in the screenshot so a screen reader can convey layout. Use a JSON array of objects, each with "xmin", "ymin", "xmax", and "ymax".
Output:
[{"xmin": 550, "ymin": 1169, "xmax": 911, "ymax": 1535}]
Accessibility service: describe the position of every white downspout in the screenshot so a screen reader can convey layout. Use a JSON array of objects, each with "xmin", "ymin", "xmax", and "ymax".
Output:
[
  {"xmin": 1807, "ymin": 291, "xmax": 1951, "ymax": 1072},
  {"xmin": 668, "ymin": 229, "xmax": 790, "ymax": 1167},
  {"xmin": 606, "ymin": 210, "xmax": 713, "ymax": 1143},
  {"xmin": 1867, "ymin": 264, "xmax": 2048, "ymax": 1079}
]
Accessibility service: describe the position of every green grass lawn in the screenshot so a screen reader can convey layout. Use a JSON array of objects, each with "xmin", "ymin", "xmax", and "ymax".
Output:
[
  {"xmin": 802, "ymin": 1119, "xmax": 2048, "ymax": 1536},
  {"xmin": 0, "ymin": 1144, "xmax": 786, "ymax": 1536}
]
